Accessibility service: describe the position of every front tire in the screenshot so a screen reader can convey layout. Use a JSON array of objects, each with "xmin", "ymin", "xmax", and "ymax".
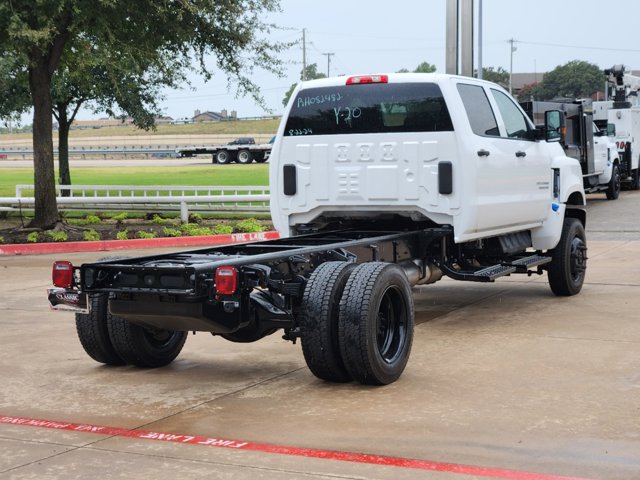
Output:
[
  {"xmin": 75, "ymin": 294, "xmax": 125, "ymax": 366},
  {"xmin": 606, "ymin": 163, "xmax": 621, "ymax": 200},
  {"xmin": 107, "ymin": 316, "xmax": 187, "ymax": 368},
  {"xmin": 547, "ymin": 217, "xmax": 587, "ymax": 296},
  {"xmin": 338, "ymin": 263, "xmax": 414, "ymax": 385},
  {"xmin": 630, "ymin": 167, "xmax": 640, "ymax": 191},
  {"xmin": 300, "ymin": 261, "xmax": 356, "ymax": 383}
]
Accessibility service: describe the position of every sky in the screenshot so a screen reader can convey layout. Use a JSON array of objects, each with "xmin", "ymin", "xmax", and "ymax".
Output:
[{"xmin": 69, "ymin": 0, "xmax": 640, "ymax": 122}]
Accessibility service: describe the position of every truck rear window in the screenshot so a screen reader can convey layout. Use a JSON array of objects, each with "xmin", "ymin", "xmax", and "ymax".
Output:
[{"xmin": 284, "ymin": 83, "xmax": 453, "ymax": 136}]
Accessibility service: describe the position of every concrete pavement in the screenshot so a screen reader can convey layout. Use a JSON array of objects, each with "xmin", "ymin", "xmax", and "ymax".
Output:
[{"xmin": 0, "ymin": 191, "xmax": 639, "ymax": 479}]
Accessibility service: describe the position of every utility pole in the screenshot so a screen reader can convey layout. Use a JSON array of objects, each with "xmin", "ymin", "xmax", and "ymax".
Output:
[
  {"xmin": 323, "ymin": 52, "xmax": 334, "ymax": 77},
  {"xmin": 302, "ymin": 28, "xmax": 307, "ymax": 81},
  {"xmin": 509, "ymin": 38, "xmax": 517, "ymax": 94}
]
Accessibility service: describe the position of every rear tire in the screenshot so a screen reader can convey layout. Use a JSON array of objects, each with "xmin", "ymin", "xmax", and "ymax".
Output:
[
  {"xmin": 338, "ymin": 263, "xmax": 414, "ymax": 385},
  {"xmin": 606, "ymin": 163, "xmax": 621, "ymax": 200},
  {"xmin": 107, "ymin": 315, "xmax": 187, "ymax": 368},
  {"xmin": 216, "ymin": 150, "xmax": 231, "ymax": 164},
  {"xmin": 547, "ymin": 217, "xmax": 587, "ymax": 296},
  {"xmin": 75, "ymin": 294, "xmax": 126, "ymax": 366},
  {"xmin": 300, "ymin": 262, "xmax": 356, "ymax": 383},
  {"xmin": 236, "ymin": 149, "xmax": 253, "ymax": 164}
]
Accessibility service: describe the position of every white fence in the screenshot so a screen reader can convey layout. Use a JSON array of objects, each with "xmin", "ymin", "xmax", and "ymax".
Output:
[{"xmin": 1, "ymin": 185, "xmax": 271, "ymax": 222}]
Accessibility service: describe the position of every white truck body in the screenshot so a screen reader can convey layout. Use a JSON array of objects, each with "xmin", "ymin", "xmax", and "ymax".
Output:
[{"xmin": 270, "ymin": 73, "xmax": 585, "ymax": 250}]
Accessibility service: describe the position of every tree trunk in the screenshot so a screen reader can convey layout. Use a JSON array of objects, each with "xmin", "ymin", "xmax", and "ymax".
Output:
[
  {"xmin": 57, "ymin": 106, "xmax": 71, "ymax": 197},
  {"xmin": 28, "ymin": 61, "xmax": 59, "ymax": 229}
]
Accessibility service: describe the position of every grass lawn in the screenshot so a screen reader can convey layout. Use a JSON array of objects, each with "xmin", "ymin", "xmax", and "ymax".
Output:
[{"xmin": 0, "ymin": 164, "xmax": 269, "ymax": 197}]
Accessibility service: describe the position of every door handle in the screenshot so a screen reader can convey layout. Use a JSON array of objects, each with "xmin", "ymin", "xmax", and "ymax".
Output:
[
  {"xmin": 477, "ymin": 149, "xmax": 490, "ymax": 157},
  {"xmin": 515, "ymin": 151, "xmax": 527, "ymax": 158}
]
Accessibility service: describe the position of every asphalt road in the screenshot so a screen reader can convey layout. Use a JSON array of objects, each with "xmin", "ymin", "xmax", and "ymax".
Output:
[{"xmin": 1, "ymin": 190, "xmax": 639, "ymax": 480}]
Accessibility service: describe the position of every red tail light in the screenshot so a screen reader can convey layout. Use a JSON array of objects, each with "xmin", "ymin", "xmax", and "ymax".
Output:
[
  {"xmin": 52, "ymin": 261, "xmax": 74, "ymax": 288},
  {"xmin": 215, "ymin": 266, "xmax": 237, "ymax": 295},
  {"xmin": 346, "ymin": 74, "xmax": 388, "ymax": 85}
]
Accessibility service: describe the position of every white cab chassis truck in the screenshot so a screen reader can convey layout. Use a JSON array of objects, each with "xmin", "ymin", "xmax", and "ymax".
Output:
[
  {"xmin": 48, "ymin": 74, "xmax": 587, "ymax": 386},
  {"xmin": 522, "ymin": 100, "xmax": 621, "ymax": 199}
]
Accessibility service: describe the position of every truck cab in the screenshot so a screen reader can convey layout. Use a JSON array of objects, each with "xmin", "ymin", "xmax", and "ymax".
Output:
[{"xmin": 270, "ymin": 73, "xmax": 585, "ymax": 250}]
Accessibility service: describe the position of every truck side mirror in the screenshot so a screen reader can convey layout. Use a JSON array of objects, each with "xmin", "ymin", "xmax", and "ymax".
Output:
[
  {"xmin": 544, "ymin": 110, "xmax": 562, "ymax": 142},
  {"xmin": 607, "ymin": 123, "xmax": 616, "ymax": 136}
]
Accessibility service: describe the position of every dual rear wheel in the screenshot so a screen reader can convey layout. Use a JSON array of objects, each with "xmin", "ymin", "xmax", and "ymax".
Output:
[
  {"xmin": 75, "ymin": 294, "xmax": 186, "ymax": 368},
  {"xmin": 300, "ymin": 261, "xmax": 414, "ymax": 385}
]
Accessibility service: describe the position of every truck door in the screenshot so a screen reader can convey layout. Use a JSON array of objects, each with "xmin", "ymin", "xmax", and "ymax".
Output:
[{"xmin": 457, "ymin": 83, "xmax": 551, "ymax": 233}]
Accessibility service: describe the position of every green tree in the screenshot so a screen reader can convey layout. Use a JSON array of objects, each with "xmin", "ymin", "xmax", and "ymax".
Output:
[
  {"xmin": 0, "ymin": 55, "xmax": 31, "ymax": 123},
  {"xmin": 282, "ymin": 63, "xmax": 327, "ymax": 107},
  {"xmin": 0, "ymin": 0, "xmax": 285, "ymax": 228},
  {"xmin": 413, "ymin": 61, "xmax": 437, "ymax": 73},
  {"xmin": 51, "ymin": 36, "xmax": 185, "ymax": 195},
  {"xmin": 533, "ymin": 60, "xmax": 602, "ymax": 100},
  {"xmin": 475, "ymin": 66, "xmax": 510, "ymax": 88},
  {"xmin": 397, "ymin": 61, "xmax": 437, "ymax": 74}
]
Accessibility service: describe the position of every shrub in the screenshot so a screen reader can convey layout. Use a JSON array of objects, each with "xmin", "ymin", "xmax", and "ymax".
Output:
[
  {"xmin": 180, "ymin": 223, "xmax": 213, "ymax": 236},
  {"xmin": 0, "ymin": 235, "xmax": 4, "ymax": 244},
  {"xmin": 112, "ymin": 212, "xmax": 128, "ymax": 222},
  {"xmin": 47, "ymin": 230, "xmax": 68, "ymax": 242},
  {"xmin": 137, "ymin": 230, "xmax": 157, "ymax": 239},
  {"xmin": 212, "ymin": 224, "xmax": 233, "ymax": 235},
  {"xmin": 162, "ymin": 227, "xmax": 182, "ymax": 237},
  {"xmin": 67, "ymin": 214, "xmax": 101, "ymax": 226},
  {"xmin": 188, "ymin": 213, "xmax": 203, "ymax": 223},
  {"xmin": 151, "ymin": 214, "xmax": 171, "ymax": 225},
  {"xmin": 235, "ymin": 218, "xmax": 264, "ymax": 233},
  {"xmin": 83, "ymin": 229, "xmax": 101, "ymax": 241},
  {"xmin": 27, "ymin": 232, "xmax": 39, "ymax": 243},
  {"xmin": 116, "ymin": 230, "xmax": 129, "ymax": 240}
]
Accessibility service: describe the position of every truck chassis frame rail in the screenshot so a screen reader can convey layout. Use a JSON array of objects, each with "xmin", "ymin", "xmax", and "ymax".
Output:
[{"xmin": 48, "ymin": 226, "xmax": 568, "ymax": 385}]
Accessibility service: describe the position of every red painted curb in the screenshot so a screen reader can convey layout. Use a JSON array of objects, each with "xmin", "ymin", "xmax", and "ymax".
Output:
[{"xmin": 0, "ymin": 231, "xmax": 280, "ymax": 256}]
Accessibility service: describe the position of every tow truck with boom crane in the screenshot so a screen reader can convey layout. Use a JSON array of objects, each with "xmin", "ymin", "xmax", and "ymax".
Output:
[
  {"xmin": 47, "ymin": 73, "xmax": 588, "ymax": 386},
  {"xmin": 593, "ymin": 65, "xmax": 640, "ymax": 190}
]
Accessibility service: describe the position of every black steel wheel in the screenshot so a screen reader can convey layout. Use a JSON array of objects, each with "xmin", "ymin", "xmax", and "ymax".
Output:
[
  {"xmin": 338, "ymin": 263, "xmax": 414, "ymax": 385},
  {"xmin": 606, "ymin": 163, "xmax": 621, "ymax": 200},
  {"xmin": 216, "ymin": 150, "xmax": 231, "ymax": 164},
  {"xmin": 75, "ymin": 293, "xmax": 126, "ymax": 366},
  {"xmin": 107, "ymin": 315, "xmax": 187, "ymax": 368},
  {"xmin": 547, "ymin": 217, "xmax": 587, "ymax": 296},
  {"xmin": 300, "ymin": 261, "xmax": 356, "ymax": 383},
  {"xmin": 236, "ymin": 149, "xmax": 253, "ymax": 164}
]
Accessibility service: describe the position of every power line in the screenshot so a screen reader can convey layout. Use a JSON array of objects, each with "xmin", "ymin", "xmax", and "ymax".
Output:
[{"xmin": 517, "ymin": 39, "xmax": 640, "ymax": 53}]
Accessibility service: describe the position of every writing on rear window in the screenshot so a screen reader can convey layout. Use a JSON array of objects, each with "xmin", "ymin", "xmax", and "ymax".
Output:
[
  {"xmin": 296, "ymin": 93, "xmax": 343, "ymax": 108},
  {"xmin": 285, "ymin": 83, "xmax": 453, "ymax": 136},
  {"xmin": 334, "ymin": 107, "xmax": 362, "ymax": 125},
  {"xmin": 288, "ymin": 128, "xmax": 314, "ymax": 136}
]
